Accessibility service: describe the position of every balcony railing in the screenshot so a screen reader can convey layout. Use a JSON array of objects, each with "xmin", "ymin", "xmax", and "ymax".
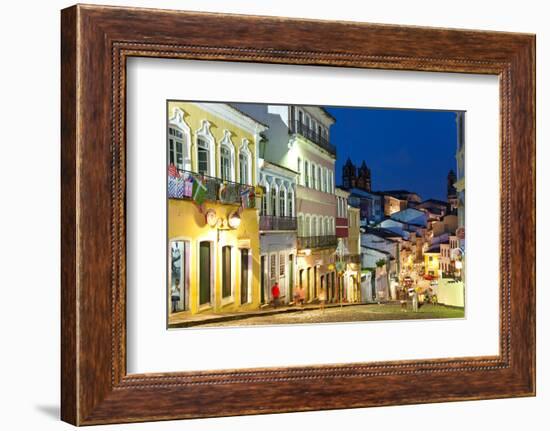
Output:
[
  {"xmin": 297, "ymin": 235, "xmax": 337, "ymax": 249},
  {"xmin": 289, "ymin": 120, "xmax": 337, "ymax": 155},
  {"xmin": 168, "ymin": 167, "xmax": 256, "ymax": 208},
  {"xmin": 260, "ymin": 215, "xmax": 297, "ymax": 231}
]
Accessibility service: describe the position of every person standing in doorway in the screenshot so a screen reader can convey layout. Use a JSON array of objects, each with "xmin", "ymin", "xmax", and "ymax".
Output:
[{"xmin": 271, "ymin": 281, "xmax": 280, "ymax": 308}]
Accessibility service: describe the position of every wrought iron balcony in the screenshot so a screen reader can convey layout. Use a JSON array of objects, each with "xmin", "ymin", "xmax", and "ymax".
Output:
[
  {"xmin": 297, "ymin": 235, "xmax": 337, "ymax": 249},
  {"xmin": 168, "ymin": 167, "xmax": 256, "ymax": 208},
  {"xmin": 260, "ymin": 215, "xmax": 297, "ymax": 231},
  {"xmin": 289, "ymin": 120, "xmax": 336, "ymax": 155}
]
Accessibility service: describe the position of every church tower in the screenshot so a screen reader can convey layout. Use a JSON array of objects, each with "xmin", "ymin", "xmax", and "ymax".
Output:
[
  {"xmin": 356, "ymin": 160, "xmax": 372, "ymax": 192},
  {"xmin": 342, "ymin": 158, "xmax": 357, "ymax": 189}
]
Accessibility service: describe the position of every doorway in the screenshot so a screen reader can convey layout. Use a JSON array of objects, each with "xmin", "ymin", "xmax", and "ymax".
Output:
[
  {"xmin": 260, "ymin": 255, "xmax": 266, "ymax": 304},
  {"xmin": 169, "ymin": 239, "xmax": 189, "ymax": 312},
  {"xmin": 288, "ymin": 254, "xmax": 294, "ymax": 300}
]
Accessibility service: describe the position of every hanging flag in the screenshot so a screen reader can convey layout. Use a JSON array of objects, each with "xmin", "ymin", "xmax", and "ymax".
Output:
[
  {"xmin": 183, "ymin": 172, "xmax": 194, "ymax": 198},
  {"xmin": 167, "ymin": 164, "xmax": 178, "ymax": 198},
  {"xmin": 168, "ymin": 164, "xmax": 180, "ymax": 178},
  {"xmin": 192, "ymin": 175, "xmax": 207, "ymax": 205},
  {"xmin": 248, "ymin": 186, "xmax": 256, "ymax": 208}
]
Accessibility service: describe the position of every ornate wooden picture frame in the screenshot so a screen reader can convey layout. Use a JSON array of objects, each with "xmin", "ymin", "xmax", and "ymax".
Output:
[{"xmin": 61, "ymin": 4, "xmax": 535, "ymax": 425}]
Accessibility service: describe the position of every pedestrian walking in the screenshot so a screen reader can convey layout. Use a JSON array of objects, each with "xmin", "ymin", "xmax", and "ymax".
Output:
[
  {"xmin": 293, "ymin": 286, "xmax": 302, "ymax": 307},
  {"xmin": 271, "ymin": 282, "xmax": 280, "ymax": 308},
  {"xmin": 294, "ymin": 285, "xmax": 305, "ymax": 310},
  {"xmin": 171, "ymin": 280, "xmax": 181, "ymax": 313}
]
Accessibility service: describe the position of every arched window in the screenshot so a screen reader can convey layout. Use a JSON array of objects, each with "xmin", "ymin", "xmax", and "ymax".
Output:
[
  {"xmin": 270, "ymin": 184, "xmax": 277, "ymax": 216},
  {"xmin": 287, "ymin": 189, "xmax": 294, "ymax": 217},
  {"xmin": 312, "ymin": 216, "xmax": 317, "ymax": 237},
  {"xmin": 297, "ymin": 214, "xmax": 303, "ymax": 235},
  {"xmin": 304, "ymin": 160, "xmax": 310, "ymax": 187},
  {"xmin": 239, "ymin": 152, "xmax": 249, "ymax": 184},
  {"xmin": 260, "ymin": 182, "xmax": 268, "ymax": 216},
  {"xmin": 319, "ymin": 218, "xmax": 324, "ymax": 236},
  {"xmin": 197, "ymin": 137, "xmax": 210, "ymax": 176},
  {"xmin": 239, "ymin": 139, "xmax": 252, "ymax": 185},
  {"xmin": 168, "ymin": 126, "xmax": 184, "ymax": 170},
  {"xmin": 304, "ymin": 215, "xmax": 310, "ymax": 237},
  {"xmin": 325, "ymin": 218, "xmax": 330, "ymax": 235},
  {"xmin": 220, "ymin": 146, "xmax": 232, "ymax": 181},
  {"xmin": 168, "ymin": 107, "xmax": 191, "ymax": 172},
  {"xmin": 279, "ymin": 186, "xmax": 286, "ymax": 217}
]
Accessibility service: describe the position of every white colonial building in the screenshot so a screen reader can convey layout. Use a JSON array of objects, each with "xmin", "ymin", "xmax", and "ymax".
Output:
[{"xmin": 258, "ymin": 160, "xmax": 298, "ymax": 304}]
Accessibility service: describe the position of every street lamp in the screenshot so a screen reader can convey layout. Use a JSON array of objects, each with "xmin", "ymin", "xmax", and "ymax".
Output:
[{"xmin": 227, "ymin": 211, "xmax": 241, "ymax": 229}]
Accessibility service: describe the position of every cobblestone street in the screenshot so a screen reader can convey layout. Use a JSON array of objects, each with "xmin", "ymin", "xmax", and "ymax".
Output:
[{"xmin": 196, "ymin": 303, "xmax": 464, "ymax": 328}]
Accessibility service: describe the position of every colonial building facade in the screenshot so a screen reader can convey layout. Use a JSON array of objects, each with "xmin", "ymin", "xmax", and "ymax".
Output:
[
  {"xmin": 258, "ymin": 160, "xmax": 298, "ymax": 305},
  {"xmin": 235, "ymin": 103, "xmax": 338, "ymax": 304},
  {"xmin": 167, "ymin": 102, "xmax": 267, "ymax": 317}
]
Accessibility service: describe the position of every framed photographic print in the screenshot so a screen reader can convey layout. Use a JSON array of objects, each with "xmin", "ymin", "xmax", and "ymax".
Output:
[{"xmin": 61, "ymin": 4, "xmax": 535, "ymax": 425}]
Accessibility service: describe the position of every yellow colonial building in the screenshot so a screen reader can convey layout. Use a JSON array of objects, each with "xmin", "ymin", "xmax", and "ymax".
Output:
[
  {"xmin": 167, "ymin": 102, "xmax": 267, "ymax": 319},
  {"xmin": 423, "ymin": 244, "xmax": 441, "ymax": 277}
]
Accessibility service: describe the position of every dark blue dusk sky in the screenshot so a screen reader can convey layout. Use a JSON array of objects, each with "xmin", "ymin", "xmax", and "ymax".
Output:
[{"xmin": 325, "ymin": 107, "xmax": 458, "ymax": 202}]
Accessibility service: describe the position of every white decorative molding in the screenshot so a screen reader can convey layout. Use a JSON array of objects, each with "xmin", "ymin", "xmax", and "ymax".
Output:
[
  {"xmin": 168, "ymin": 106, "xmax": 192, "ymax": 171},
  {"xmin": 195, "ymin": 102, "xmax": 268, "ymax": 136}
]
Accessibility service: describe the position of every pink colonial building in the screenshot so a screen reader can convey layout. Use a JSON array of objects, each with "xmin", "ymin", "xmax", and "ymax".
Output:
[{"xmin": 291, "ymin": 107, "xmax": 337, "ymax": 303}]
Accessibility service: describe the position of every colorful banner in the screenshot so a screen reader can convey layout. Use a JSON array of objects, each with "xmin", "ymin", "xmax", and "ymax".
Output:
[{"xmin": 191, "ymin": 176, "xmax": 207, "ymax": 205}]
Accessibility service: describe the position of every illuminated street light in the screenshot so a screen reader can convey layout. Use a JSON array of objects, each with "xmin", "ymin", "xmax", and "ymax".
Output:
[{"xmin": 228, "ymin": 212, "xmax": 241, "ymax": 229}]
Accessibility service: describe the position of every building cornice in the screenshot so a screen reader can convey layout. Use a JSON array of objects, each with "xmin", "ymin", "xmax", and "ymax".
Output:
[{"xmin": 194, "ymin": 102, "xmax": 268, "ymax": 136}]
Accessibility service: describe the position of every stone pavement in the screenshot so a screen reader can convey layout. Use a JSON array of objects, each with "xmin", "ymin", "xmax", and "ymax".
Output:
[{"xmin": 168, "ymin": 301, "xmax": 363, "ymax": 328}]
